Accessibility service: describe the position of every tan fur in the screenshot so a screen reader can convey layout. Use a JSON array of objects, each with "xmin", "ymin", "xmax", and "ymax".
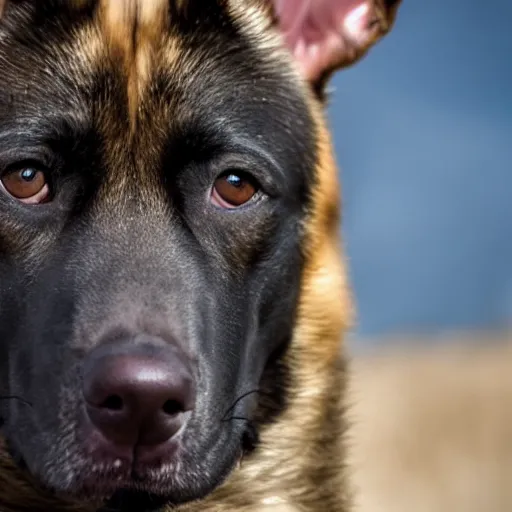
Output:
[
  {"xmin": 348, "ymin": 333, "xmax": 512, "ymax": 512},
  {"xmin": 228, "ymin": 0, "xmax": 289, "ymax": 67},
  {"xmin": 96, "ymin": 0, "xmax": 171, "ymax": 130}
]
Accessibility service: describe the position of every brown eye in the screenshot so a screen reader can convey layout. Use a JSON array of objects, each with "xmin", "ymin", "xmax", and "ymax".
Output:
[
  {"xmin": 211, "ymin": 172, "xmax": 258, "ymax": 209},
  {"xmin": 1, "ymin": 166, "xmax": 50, "ymax": 204}
]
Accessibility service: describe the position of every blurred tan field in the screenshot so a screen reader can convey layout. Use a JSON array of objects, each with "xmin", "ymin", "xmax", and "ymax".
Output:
[{"xmin": 348, "ymin": 332, "xmax": 512, "ymax": 512}]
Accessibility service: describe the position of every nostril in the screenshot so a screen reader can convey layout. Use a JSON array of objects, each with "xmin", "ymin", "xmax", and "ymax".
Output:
[
  {"xmin": 162, "ymin": 399, "xmax": 184, "ymax": 416},
  {"xmin": 100, "ymin": 395, "xmax": 124, "ymax": 411}
]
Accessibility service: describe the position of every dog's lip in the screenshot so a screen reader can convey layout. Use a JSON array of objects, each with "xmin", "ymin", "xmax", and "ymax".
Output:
[
  {"xmin": 79, "ymin": 471, "xmax": 162, "ymax": 497},
  {"xmin": 81, "ymin": 428, "xmax": 181, "ymax": 473},
  {"xmin": 74, "ymin": 448, "xmax": 181, "ymax": 500}
]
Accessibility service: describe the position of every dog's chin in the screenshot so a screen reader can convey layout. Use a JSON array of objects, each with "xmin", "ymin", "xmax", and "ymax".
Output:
[
  {"xmin": 40, "ymin": 456, "xmax": 241, "ymax": 511},
  {"xmin": 72, "ymin": 477, "xmax": 186, "ymax": 508},
  {"xmin": 100, "ymin": 490, "xmax": 175, "ymax": 512},
  {"xmin": 19, "ymin": 438, "xmax": 247, "ymax": 511},
  {"xmin": 4, "ymin": 413, "xmax": 257, "ymax": 509}
]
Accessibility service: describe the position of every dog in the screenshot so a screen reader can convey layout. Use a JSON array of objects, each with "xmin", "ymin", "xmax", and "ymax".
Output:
[
  {"xmin": 0, "ymin": 1, "xmax": 402, "ymax": 511},
  {"xmin": 348, "ymin": 334, "xmax": 512, "ymax": 512}
]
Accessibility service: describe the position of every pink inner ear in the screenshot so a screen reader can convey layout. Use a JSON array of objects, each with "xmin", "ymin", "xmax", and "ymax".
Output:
[{"xmin": 273, "ymin": 0, "xmax": 374, "ymax": 82}]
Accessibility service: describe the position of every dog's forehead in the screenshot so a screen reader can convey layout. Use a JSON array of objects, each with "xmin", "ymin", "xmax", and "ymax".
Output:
[
  {"xmin": 0, "ymin": 0, "xmax": 295, "ymax": 123},
  {"xmin": 62, "ymin": 0, "xmax": 286, "ymax": 125}
]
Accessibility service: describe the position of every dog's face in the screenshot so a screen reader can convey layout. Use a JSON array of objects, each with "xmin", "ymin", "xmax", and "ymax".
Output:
[{"xmin": 0, "ymin": 0, "xmax": 400, "ymax": 510}]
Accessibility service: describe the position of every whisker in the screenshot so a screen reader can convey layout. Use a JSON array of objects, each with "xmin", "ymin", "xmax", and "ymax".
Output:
[
  {"xmin": 221, "ymin": 416, "xmax": 251, "ymax": 423},
  {"xmin": 221, "ymin": 388, "xmax": 261, "ymax": 421},
  {"xmin": 0, "ymin": 395, "xmax": 33, "ymax": 408}
]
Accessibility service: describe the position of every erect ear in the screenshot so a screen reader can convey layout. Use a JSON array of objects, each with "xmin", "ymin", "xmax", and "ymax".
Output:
[{"xmin": 271, "ymin": 0, "xmax": 402, "ymax": 91}]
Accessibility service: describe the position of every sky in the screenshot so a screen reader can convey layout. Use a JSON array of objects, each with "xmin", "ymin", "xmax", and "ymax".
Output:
[{"xmin": 328, "ymin": 0, "xmax": 512, "ymax": 341}]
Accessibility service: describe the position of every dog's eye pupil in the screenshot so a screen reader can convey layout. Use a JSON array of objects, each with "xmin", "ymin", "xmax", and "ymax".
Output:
[
  {"xmin": 226, "ymin": 174, "xmax": 242, "ymax": 188},
  {"xmin": 1, "ymin": 166, "xmax": 50, "ymax": 204},
  {"xmin": 212, "ymin": 172, "xmax": 257, "ymax": 209},
  {"xmin": 21, "ymin": 169, "xmax": 38, "ymax": 182}
]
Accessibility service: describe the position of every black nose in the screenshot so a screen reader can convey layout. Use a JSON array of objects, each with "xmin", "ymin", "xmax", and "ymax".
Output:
[{"xmin": 82, "ymin": 338, "xmax": 194, "ymax": 447}]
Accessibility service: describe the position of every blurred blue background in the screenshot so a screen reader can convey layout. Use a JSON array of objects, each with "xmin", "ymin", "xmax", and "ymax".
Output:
[{"xmin": 328, "ymin": 0, "xmax": 512, "ymax": 343}]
